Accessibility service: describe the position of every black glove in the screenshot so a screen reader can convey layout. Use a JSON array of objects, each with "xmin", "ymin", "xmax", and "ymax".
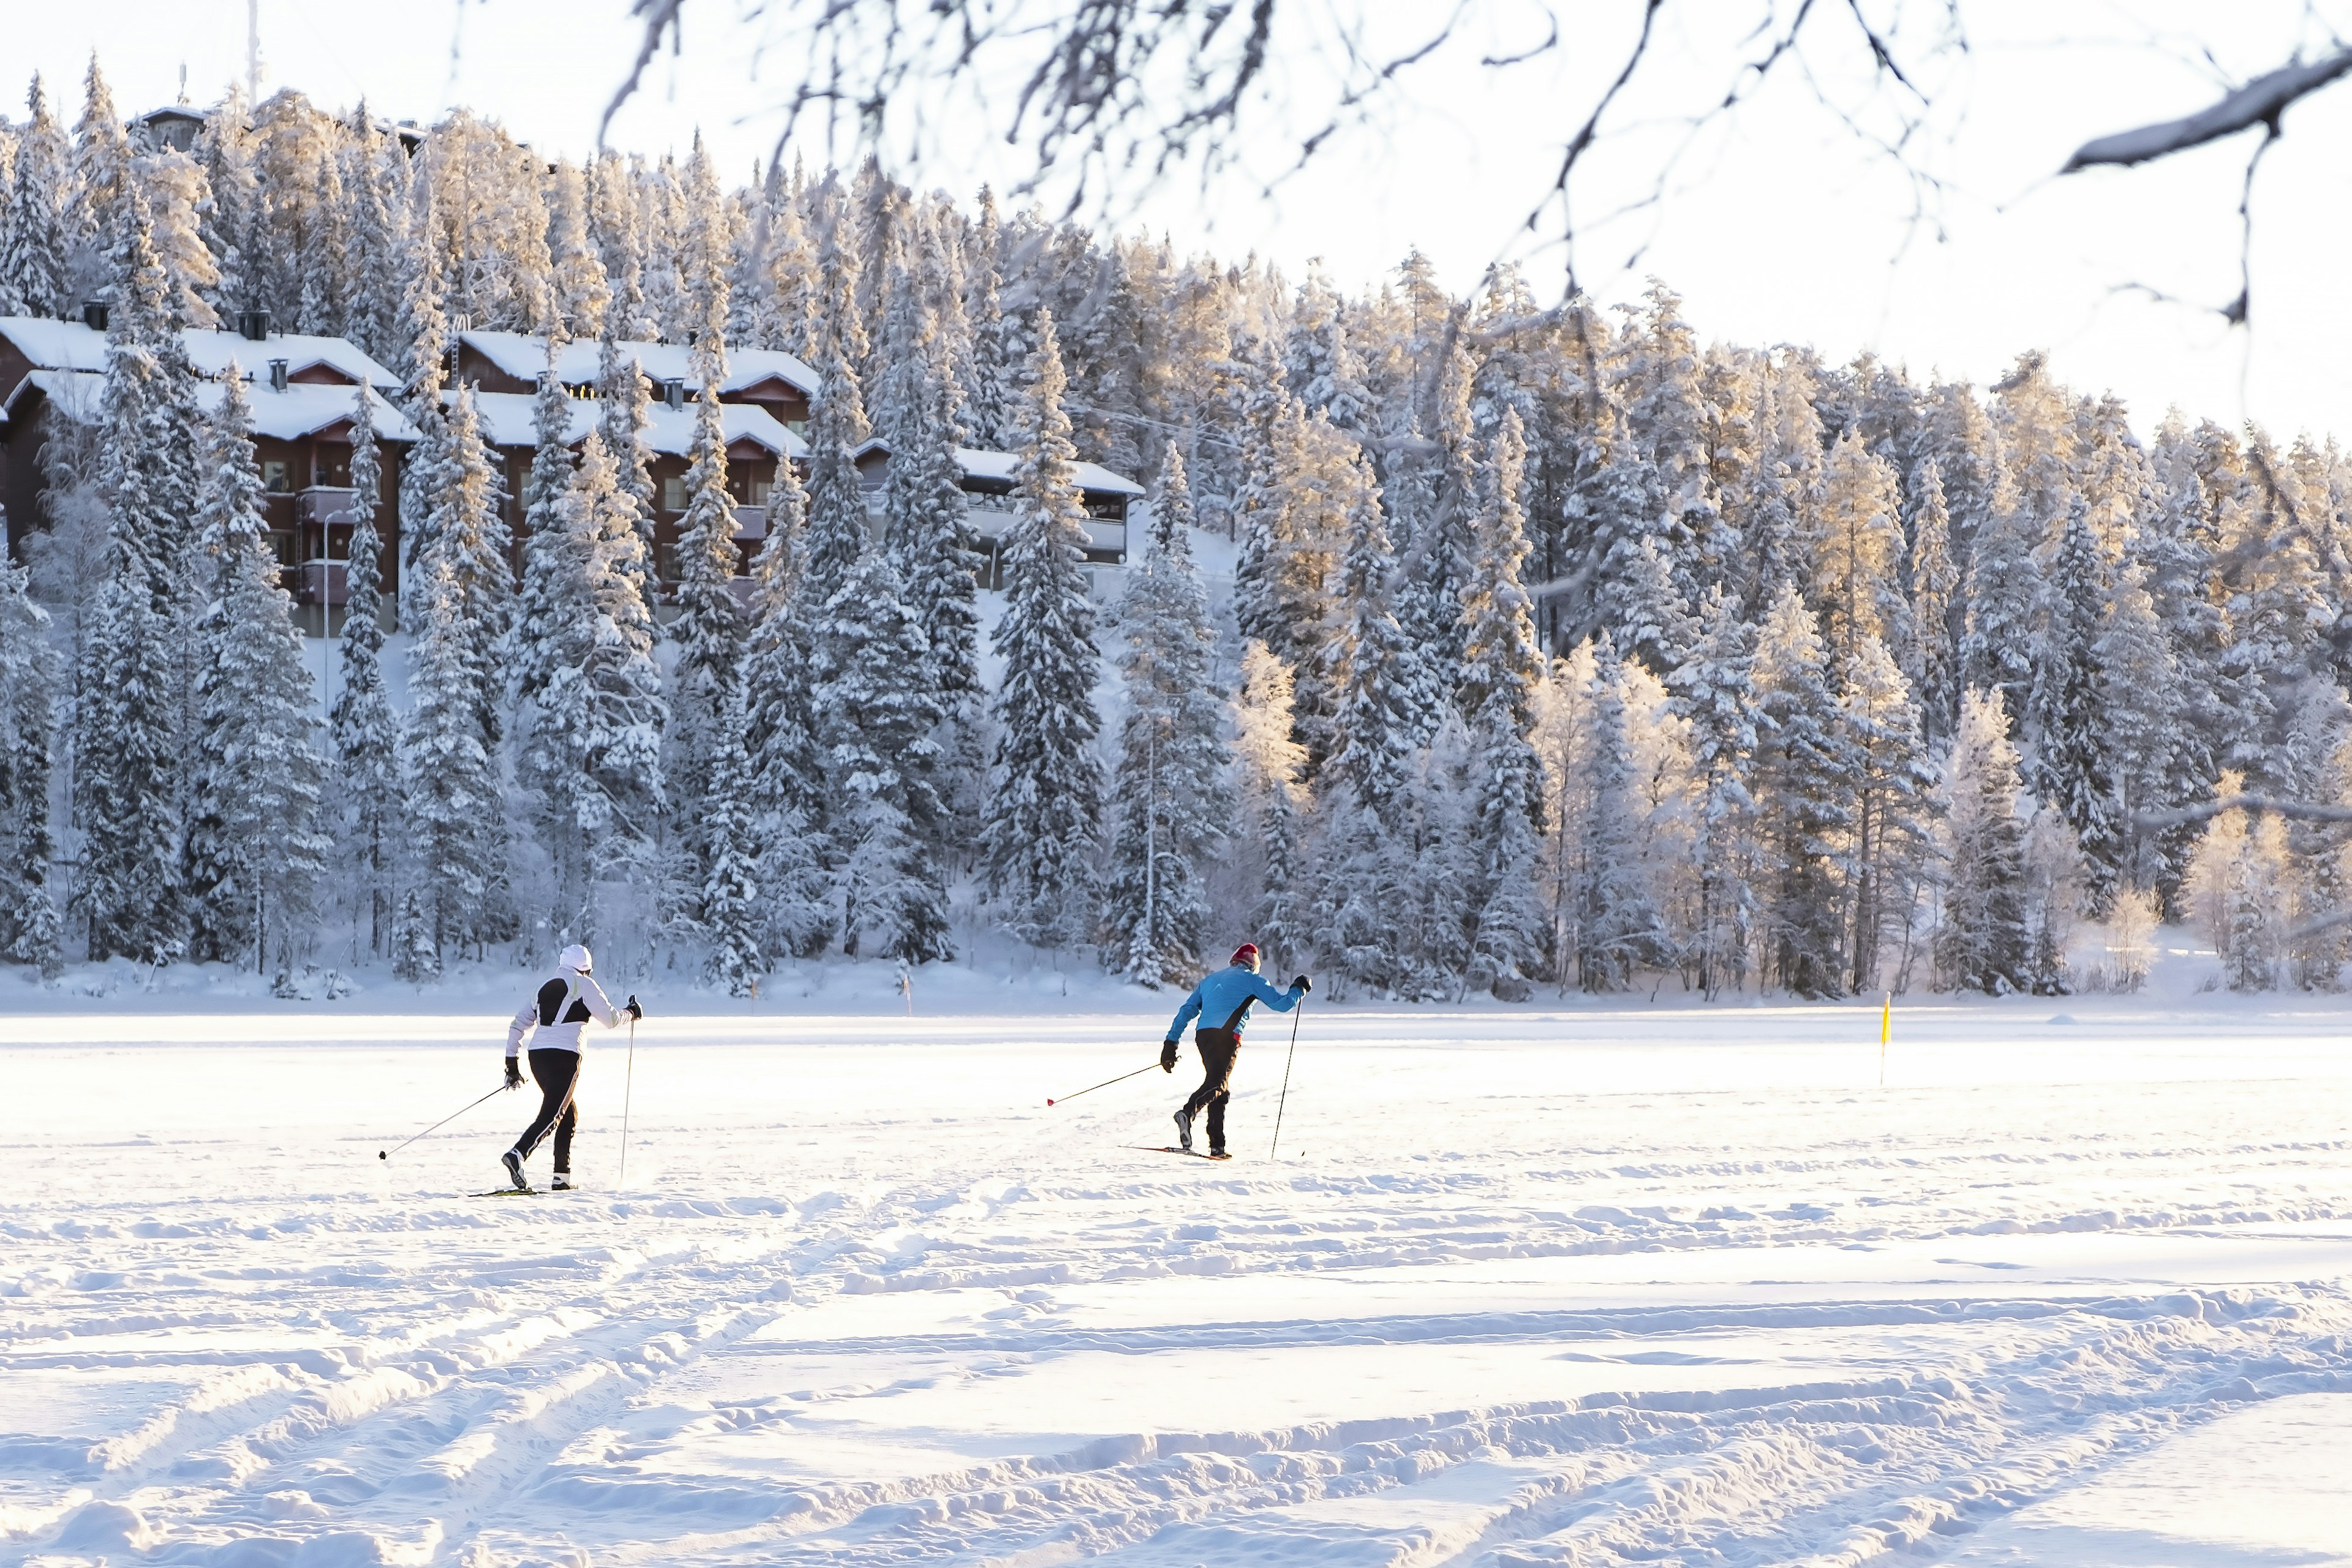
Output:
[
  {"xmin": 504, "ymin": 1057, "xmax": 524, "ymax": 1089},
  {"xmin": 1292, "ymin": 973, "xmax": 1313, "ymax": 995},
  {"xmin": 624, "ymin": 994, "xmax": 644, "ymax": 1021},
  {"xmin": 1160, "ymin": 1039, "xmax": 1178, "ymax": 1072}
]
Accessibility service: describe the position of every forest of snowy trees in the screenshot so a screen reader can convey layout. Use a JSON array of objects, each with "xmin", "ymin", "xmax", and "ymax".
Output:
[{"xmin": 0, "ymin": 60, "xmax": 2346, "ymax": 1000}]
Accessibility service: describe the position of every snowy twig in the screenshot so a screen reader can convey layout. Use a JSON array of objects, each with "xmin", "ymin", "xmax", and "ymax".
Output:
[{"xmin": 2061, "ymin": 47, "xmax": 2352, "ymax": 171}]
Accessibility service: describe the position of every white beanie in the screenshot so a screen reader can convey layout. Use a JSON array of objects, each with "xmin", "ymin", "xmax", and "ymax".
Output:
[{"xmin": 558, "ymin": 943, "xmax": 593, "ymax": 973}]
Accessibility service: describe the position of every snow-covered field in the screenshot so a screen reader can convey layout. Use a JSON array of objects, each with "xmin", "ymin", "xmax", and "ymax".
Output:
[{"xmin": 6, "ymin": 993, "xmax": 2352, "ymax": 1567}]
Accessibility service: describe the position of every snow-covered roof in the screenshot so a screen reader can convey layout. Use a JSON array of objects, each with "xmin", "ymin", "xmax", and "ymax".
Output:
[
  {"xmin": 0, "ymin": 316, "xmax": 402, "ymax": 391},
  {"xmin": 462, "ymin": 391, "xmax": 805, "ymax": 461},
  {"xmin": 853, "ymin": 437, "xmax": 1145, "ymax": 497},
  {"xmin": 458, "ymin": 331, "xmax": 820, "ymax": 401},
  {"xmin": 4, "ymin": 369, "xmax": 421, "ymax": 443}
]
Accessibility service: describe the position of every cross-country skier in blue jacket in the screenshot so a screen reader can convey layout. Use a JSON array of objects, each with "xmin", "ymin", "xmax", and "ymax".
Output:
[{"xmin": 1161, "ymin": 943, "xmax": 1310, "ymax": 1157}]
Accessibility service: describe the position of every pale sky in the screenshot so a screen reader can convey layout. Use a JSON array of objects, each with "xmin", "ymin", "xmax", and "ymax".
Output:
[{"xmin": 17, "ymin": 1, "xmax": 2352, "ymax": 439}]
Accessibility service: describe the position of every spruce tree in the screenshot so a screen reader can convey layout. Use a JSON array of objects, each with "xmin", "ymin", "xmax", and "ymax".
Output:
[
  {"xmin": 0, "ymin": 540, "xmax": 63, "ymax": 977},
  {"xmin": 665, "ymin": 384, "xmax": 747, "ymax": 921},
  {"xmin": 401, "ymin": 545, "xmax": 499, "ymax": 965},
  {"xmin": 0, "ymin": 75, "xmax": 70, "ymax": 318},
  {"xmin": 595, "ymin": 321, "xmax": 658, "ymax": 574},
  {"xmin": 184, "ymin": 369, "xmax": 330, "ymax": 971},
  {"xmin": 2029, "ymin": 496, "xmax": 2120, "ymax": 911},
  {"xmin": 1232, "ymin": 638, "xmax": 1309, "ymax": 973},
  {"xmin": 741, "ymin": 451, "xmax": 834, "ymax": 957},
  {"xmin": 984, "ymin": 311, "xmax": 1104, "ymax": 949},
  {"xmin": 816, "ymin": 549, "xmax": 952, "ymax": 963},
  {"xmin": 1319, "ymin": 444, "xmax": 1415, "ymax": 824},
  {"xmin": 1667, "ymin": 586, "xmax": 1759, "ymax": 997},
  {"xmin": 1572, "ymin": 641, "xmax": 1669, "ymax": 992},
  {"xmin": 1458, "ymin": 409, "xmax": 1546, "ymax": 992},
  {"xmin": 331, "ymin": 389, "xmax": 399, "ymax": 956},
  {"xmin": 1104, "ymin": 444, "xmax": 1227, "ymax": 986},
  {"xmin": 801, "ymin": 299, "xmax": 873, "ymax": 610},
  {"xmin": 699, "ymin": 676, "xmax": 765, "ymax": 993},
  {"xmin": 1939, "ymin": 688, "xmax": 2030, "ymax": 993},
  {"xmin": 1750, "ymin": 579, "xmax": 1854, "ymax": 997},
  {"xmin": 1906, "ymin": 459, "xmax": 1962, "ymax": 747},
  {"xmin": 513, "ymin": 346, "xmax": 581, "ymax": 711},
  {"xmin": 529, "ymin": 432, "xmax": 668, "ymax": 944},
  {"xmin": 1840, "ymin": 633, "xmax": 1929, "ymax": 992}
]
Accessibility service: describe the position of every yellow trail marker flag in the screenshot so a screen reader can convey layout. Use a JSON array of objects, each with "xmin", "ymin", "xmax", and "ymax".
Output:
[{"xmin": 1879, "ymin": 992, "xmax": 1892, "ymax": 1086}]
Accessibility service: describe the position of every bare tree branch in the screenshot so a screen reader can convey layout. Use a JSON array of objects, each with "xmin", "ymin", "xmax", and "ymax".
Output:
[{"xmin": 2061, "ymin": 45, "xmax": 2352, "ymax": 171}]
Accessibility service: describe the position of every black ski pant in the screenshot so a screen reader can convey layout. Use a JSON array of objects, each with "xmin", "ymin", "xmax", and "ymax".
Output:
[
  {"xmin": 513, "ymin": 1048, "xmax": 581, "ymax": 1171},
  {"xmin": 1182, "ymin": 1029, "xmax": 1240, "ymax": 1152}
]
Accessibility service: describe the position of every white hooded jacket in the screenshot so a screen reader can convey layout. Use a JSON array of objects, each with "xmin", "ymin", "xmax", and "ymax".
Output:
[{"xmin": 507, "ymin": 970, "xmax": 624, "ymax": 1057}]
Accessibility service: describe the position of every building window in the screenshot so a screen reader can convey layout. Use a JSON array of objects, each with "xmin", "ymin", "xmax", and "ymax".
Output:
[
  {"xmin": 265, "ymin": 532, "xmax": 297, "ymax": 568},
  {"xmin": 748, "ymin": 478, "xmax": 774, "ymax": 505},
  {"xmin": 661, "ymin": 475, "xmax": 688, "ymax": 512},
  {"xmin": 314, "ymin": 450, "xmax": 351, "ymax": 488},
  {"xmin": 262, "ymin": 460, "xmax": 293, "ymax": 494}
]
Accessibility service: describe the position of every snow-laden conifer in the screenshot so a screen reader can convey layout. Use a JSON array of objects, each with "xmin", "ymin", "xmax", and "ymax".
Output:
[
  {"xmin": 2029, "ymin": 497, "xmax": 2120, "ymax": 910},
  {"xmin": 526, "ymin": 432, "xmax": 667, "ymax": 944},
  {"xmin": 1751, "ymin": 579, "xmax": 1854, "ymax": 996},
  {"xmin": 1103, "ymin": 445, "xmax": 1227, "ymax": 986},
  {"xmin": 699, "ymin": 676, "xmax": 765, "ymax": 993},
  {"xmin": 401, "ymin": 543, "xmax": 499, "ymax": 966},
  {"xmin": 512, "ymin": 347, "xmax": 580, "ymax": 710},
  {"xmin": 184, "ymin": 368, "xmax": 330, "ymax": 971},
  {"xmin": 741, "ymin": 451, "xmax": 834, "ymax": 957},
  {"xmin": 0, "ymin": 76, "xmax": 70, "ymax": 318},
  {"xmin": 1840, "ymin": 632, "xmax": 1929, "ymax": 992},
  {"xmin": 0, "ymin": 540, "xmax": 63, "ymax": 976},
  {"xmin": 984, "ymin": 311, "xmax": 1103, "ymax": 949},
  {"xmin": 1317, "ymin": 445, "xmax": 1415, "ymax": 824},
  {"xmin": 594, "ymin": 320, "xmax": 657, "ymax": 571},
  {"xmin": 331, "ymin": 390, "xmax": 399, "ymax": 955},
  {"xmin": 665, "ymin": 385, "xmax": 747, "ymax": 918},
  {"xmin": 1232, "ymin": 638, "xmax": 1308, "ymax": 974},
  {"xmin": 1667, "ymin": 586, "xmax": 1758, "ymax": 996},
  {"xmin": 1906, "ymin": 459, "xmax": 1961, "ymax": 747},
  {"xmin": 801, "ymin": 290, "xmax": 873, "ymax": 610},
  {"xmin": 816, "ymin": 549, "xmax": 952, "ymax": 963},
  {"xmin": 1937, "ymin": 688, "xmax": 2030, "ymax": 993}
]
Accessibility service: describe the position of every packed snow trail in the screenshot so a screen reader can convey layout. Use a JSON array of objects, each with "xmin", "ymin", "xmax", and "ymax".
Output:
[{"xmin": 2, "ymin": 997, "xmax": 2351, "ymax": 1566}]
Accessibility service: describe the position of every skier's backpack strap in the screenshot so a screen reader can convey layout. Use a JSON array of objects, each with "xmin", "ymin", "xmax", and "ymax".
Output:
[
  {"xmin": 1217, "ymin": 997, "xmax": 1255, "ymax": 1034},
  {"xmin": 560, "ymin": 973, "xmax": 587, "ymax": 1025}
]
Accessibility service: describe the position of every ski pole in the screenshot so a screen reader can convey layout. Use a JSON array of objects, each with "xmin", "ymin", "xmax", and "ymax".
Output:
[
  {"xmin": 1046, "ymin": 1061, "xmax": 1159, "ymax": 1107},
  {"xmin": 618, "ymin": 1014, "xmax": 637, "ymax": 1186},
  {"xmin": 378, "ymin": 1084, "xmax": 507, "ymax": 1162},
  {"xmin": 1269, "ymin": 998, "xmax": 1305, "ymax": 1158}
]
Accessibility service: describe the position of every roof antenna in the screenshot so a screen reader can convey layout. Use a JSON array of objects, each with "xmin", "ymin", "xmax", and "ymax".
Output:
[
  {"xmin": 178, "ymin": 64, "xmax": 188, "ymax": 105},
  {"xmin": 246, "ymin": 0, "xmax": 261, "ymax": 103}
]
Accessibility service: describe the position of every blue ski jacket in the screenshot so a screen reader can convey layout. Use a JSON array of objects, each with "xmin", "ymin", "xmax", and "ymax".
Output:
[{"xmin": 1165, "ymin": 963, "xmax": 1304, "ymax": 1042}]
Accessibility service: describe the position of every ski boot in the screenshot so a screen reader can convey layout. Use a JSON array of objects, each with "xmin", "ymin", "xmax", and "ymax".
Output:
[
  {"xmin": 1174, "ymin": 1107, "xmax": 1195, "ymax": 1153},
  {"xmin": 550, "ymin": 1173, "xmax": 573, "ymax": 1191},
  {"xmin": 500, "ymin": 1149, "xmax": 527, "ymax": 1191}
]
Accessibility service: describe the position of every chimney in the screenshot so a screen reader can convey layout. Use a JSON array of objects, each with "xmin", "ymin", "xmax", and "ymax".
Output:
[
  {"xmin": 236, "ymin": 308, "xmax": 270, "ymax": 342},
  {"xmin": 662, "ymin": 378, "xmax": 685, "ymax": 412},
  {"xmin": 268, "ymin": 358, "xmax": 290, "ymax": 393},
  {"xmin": 80, "ymin": 301, "xmax": 110, "ymax": 332}
]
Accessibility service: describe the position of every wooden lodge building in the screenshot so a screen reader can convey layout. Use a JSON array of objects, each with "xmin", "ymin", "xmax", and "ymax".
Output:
[
  {"xmin": 0, "ymin": 318, "xmax": 1145, "ymax": 631},
  {"xmin": 0, "ymin": 312, "xmax": 418, "ymax": 633}
]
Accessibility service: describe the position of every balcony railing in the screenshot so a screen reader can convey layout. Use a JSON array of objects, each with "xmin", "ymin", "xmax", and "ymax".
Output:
[
  {"xmin": 298, "ymin": 486, "xmax": 364, "ymax": 526},
  {"xmin": 732, "ymin": 505, "xmax": 766, "ymax": 540}
]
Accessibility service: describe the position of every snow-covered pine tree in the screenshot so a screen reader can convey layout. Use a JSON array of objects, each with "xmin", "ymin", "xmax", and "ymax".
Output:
[
  {"xmin": 1937, "ymin": 687, "xmax": 2030, "ymax": 993},
  {"xmin": 1839, "ymin": 633, "xmax": 1929, "ymax": 992},
  {"xmin": 664, "ymin": 383, "xmax": 747, "ymax": 922},
  {"xmin": 2027, "ymin": 496, "xmax": 2120, "ymax": 912},
  {"xmin": 594, "ymin": 320, "xmax": 657, "ymax": 571},
  {"xmin": 815, "ymin": 548, "xmax": 952, "ymax": 963},
  {"xmin": 546, "ymin": 159, "xmax": 610, "ymax": 342},
  {"xmin": 330, "ymin": 388, "xmax": 399, "ymax": 956},
  {"xmin": 741, "ymin": 449, "xmax": 834, "ymax": 957},
  {"xmin": 699, "ymin": 676, "xmax": 764, "ymax": 993},
  {"xmin": 395, "ymin": 180, "xmax": 451, "ymax": 628},
  {"xmin": 67, "ymin": 59, "xmax": 136, "ymax": 302},
  {"xmin": 437, "ymin": 384, "xmax": 513, "ymax": 756},
  {"xmin": 527, "ymin": 431, "xmax": 668, "ymax": 946},
  {"xmin": 1232, "ymin": 638, "xmax": 1310, "ymax": 974},
  {"xmin": 1103, "ymin": 443, "xmax": 1227, "ymax": 986},
  {"xmin": 2095, "ymin": 562, "xmax": 2180, "ymax": 899},
  {"xmin": 1317, "ymin": 444, "xmax": 1416, "ymax": 824},
  {"xmin": 1458, "ymin": 409, "xmax": 1546, "ymax": 993},
  {"xmin": 0, "ymin": 537, "xmax": 63, "ymax": 976},
  {"xmin": 1569, "ymin": 640, "xmax": 1671, "ymax": 992},
  {"xmin": 801, "ymin": 282, "xmax": 874, "ymax": 611},
  {"xmin": 1749, "ymin": 579, "xmax": 1854, "ymax": 997},
  {"xmin": 184, "ymin": 368, "xmax": 330, "ymax": 971},
  {"xmin": 1667, "ymin": 584, "xmax": 1758, "ymax": 996},
  {"xmin": 74, "ymin": 182, "xmax": 190, "ymax": 964},
  {"xmin": 1905, "ymin": 458, "xmax": 1961, "ymax": 747},
  {"xmin": 1810, "ymin": 429, "xmax": 1905, "ymax": 670},
  {"xmin": 400, "ymin": 544, "xmax": 499, "ymax": 966},
  {"xmin": 680, "ymin": 134, "xmax": 732, "ymax": 382},
  {"xmin": 984, "ymin": 311, "xmax": 1104, "ymax": 950},
  {"xmin": 511, "ymin": 343, "xmax": 581, "ymax": 712},
  {"xmin": 0, "ymin": 75, "xmax": 70, "ymax": 318},
  {"xmin": 341, "ymin": 116, "xmax": 409, "ymax": 368}
]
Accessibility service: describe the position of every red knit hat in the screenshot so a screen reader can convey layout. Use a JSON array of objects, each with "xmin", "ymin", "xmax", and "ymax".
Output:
[{"xmin": 1231, "ymin": 943, "xmax": 1260, "ymax": 968}]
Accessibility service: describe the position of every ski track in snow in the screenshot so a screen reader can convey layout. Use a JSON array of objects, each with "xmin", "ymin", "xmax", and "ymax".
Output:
[{"xmin": 2, "ymin": 999, "xmax": 2351, "ymax": 1566}]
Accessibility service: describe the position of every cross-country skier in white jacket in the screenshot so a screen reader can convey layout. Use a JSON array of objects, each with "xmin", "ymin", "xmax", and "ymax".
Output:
[{"xmin": 500, "ymin": 944, "xmax": 641, "ymax": 1191}]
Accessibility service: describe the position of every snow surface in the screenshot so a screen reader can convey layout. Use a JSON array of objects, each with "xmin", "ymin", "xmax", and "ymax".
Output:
[
  {"xmin": 0, "ymin": 316, "xmax": 401, "ymax": 391},
  {"xmin": 461, "ymin": 391, "xmax": 805, "ymax": 461},
  {"xmin": 5, "ymin": 993, "xmax": 2351, "ymax": 1566},
  {"xmin": 4, "ymin": 370, "xmax": 419, "ymax": 444},
  {"xmin": 457, "ymin": 331, "xmax": 820, "ymax": 402}
]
